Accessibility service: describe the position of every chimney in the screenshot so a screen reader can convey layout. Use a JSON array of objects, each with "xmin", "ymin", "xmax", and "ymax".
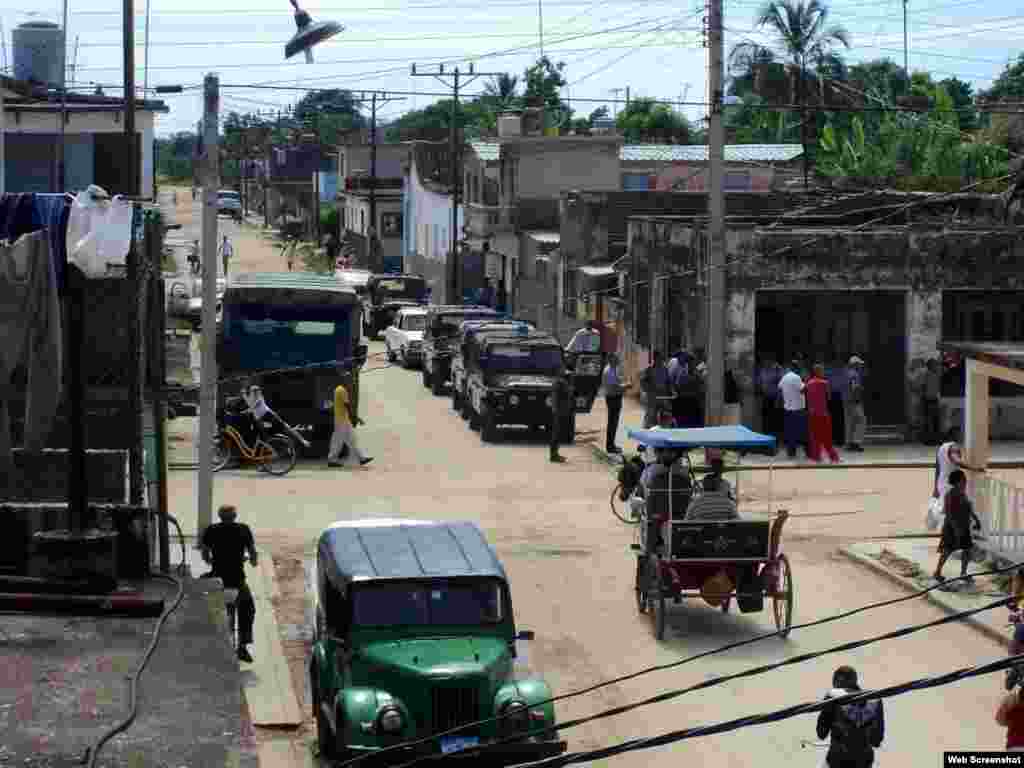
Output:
[{"xmin": 497, "ymin": 111, "xmax": 522, "ymax": 138}]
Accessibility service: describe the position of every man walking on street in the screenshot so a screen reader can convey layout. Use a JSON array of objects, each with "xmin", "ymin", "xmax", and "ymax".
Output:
[
  {"xmin": 550, "ymin": 376, "xmax": 569, "ymax": 463},
  {"xmin": 200, "ymin": 505, "xmax": 258, "ymax": 663},
  {"xmin": 603, "ymin": 353, "xmax": 625, "ymax": 454},
  {"xmin": 845, "ymin": 356, "xmax": 867, "ymax": 452},
  {"xmin": 220, "ymin": 234, "xmax": 234, "ymax": 279},
  {"xmin": 805, "ymin": 363, "xmax": 840, "ymax": 463},
  {"xmin": 641, "ymin": 351, "xmax": 671, "ymax": 428},
  {"xmin": 327, "ymin": 383, "xmax": 373, "ymax": 468},
  {"xmin": 778, "ymin": 360, "xmax": 807, "ymax": 459}
]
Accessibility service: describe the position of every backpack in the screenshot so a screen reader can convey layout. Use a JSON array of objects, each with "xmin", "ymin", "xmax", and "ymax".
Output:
[{"xmin": 828, "ymin": 699, "xmax": 882, "ymax": 766}]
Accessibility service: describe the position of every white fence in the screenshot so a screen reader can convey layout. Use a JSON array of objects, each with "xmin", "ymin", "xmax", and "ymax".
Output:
[{"xmin": 974, "ymin": 474, "xmax": 1024, "ymax": 558}]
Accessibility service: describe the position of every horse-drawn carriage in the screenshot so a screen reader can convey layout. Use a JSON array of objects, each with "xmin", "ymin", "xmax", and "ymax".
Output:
[{"xmin": 618, "ymin": 426, "xmax": 793, "ymax": 641}]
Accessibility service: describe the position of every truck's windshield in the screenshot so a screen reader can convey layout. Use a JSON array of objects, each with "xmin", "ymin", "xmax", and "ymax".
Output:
[
  {"xmin": 375, "ymin": 278, "xmax": 426, "ymax": 301},
  {"xmin": 226, "ymin": 302, "xmax": 351, "ymax": 370},
  {"xmin": 352, "ymin": 580, "xmax": 504, "ymax": 627},
  {"xmin": 403, "ymin": 315, "xmax": 427, "ymax": 331},
  {"xmin": 484, "ymin": 345, "xmax": 563, "ymax": 374}
]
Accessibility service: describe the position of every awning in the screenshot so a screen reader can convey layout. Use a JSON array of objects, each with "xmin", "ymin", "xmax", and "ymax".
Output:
[{"xmin": 578, "ymin": 265, "xmax": 616, "ymax": 277}]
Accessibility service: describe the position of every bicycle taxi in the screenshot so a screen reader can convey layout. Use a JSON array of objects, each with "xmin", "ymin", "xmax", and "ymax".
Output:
[{"xmin": 619, "ymin": 425, "xmax": 793, "ymax": 641}]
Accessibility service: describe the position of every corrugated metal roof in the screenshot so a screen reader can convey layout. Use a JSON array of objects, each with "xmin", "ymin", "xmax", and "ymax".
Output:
[
  {"xmin": 470, "ymin": 141, "xmax": 501, "ymax": 162},
  {"xmin": 525, "ymin": 231, "xmax": 560, "ymax": 244},
  {"xmin": 619, "ymin": 144, "xmax": 804, "ymax": 163},
  {"xmin": 230, "ymin": 272, "xmax": 355, "ymax": 293}
]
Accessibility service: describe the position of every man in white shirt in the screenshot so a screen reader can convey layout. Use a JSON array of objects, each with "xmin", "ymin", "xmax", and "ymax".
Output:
[
  {"xmin": 566, "ymin": 321, "xmax": 602, "ymax": 354},
  {"xmin": 778, "ymin": 360, "xmax": 808, "ymax": 459}
]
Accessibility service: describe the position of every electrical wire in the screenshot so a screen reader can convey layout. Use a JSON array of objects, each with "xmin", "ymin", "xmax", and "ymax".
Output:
[
  {"xmin": 394, "ymin": 593, "xmax": 1017, "ymax": 768},
  {"xmin": 338, "ymin": 560, "xmax": 1023, "ymax": 767},
  {"xmin": 81, "ymin": 572, "xmax": 187, "ymax": 768},
  {"xmin": 493, "ymin": 653, "xmax": 1024, "ymax": 768}
]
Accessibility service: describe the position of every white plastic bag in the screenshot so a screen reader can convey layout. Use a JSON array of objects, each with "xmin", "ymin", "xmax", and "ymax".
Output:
[
  {"xmin": 66, "ymin": 185, "xmax": 133, "ymax": 278},
  {"xmin": 926, "ymin": 497, "xmax": 944, "ymax": 531}
]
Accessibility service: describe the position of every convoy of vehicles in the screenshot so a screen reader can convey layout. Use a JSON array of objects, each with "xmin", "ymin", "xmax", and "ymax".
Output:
[
  {"xmin": 462, "ymin": 326, "xmax": 574, "ymax": 444},
  {"xmin": 309, "ymin": 519, "xmax": 567, "ymax": 764},
  {"xmin": 363, "ymin": 273, "xmax": 429, "ymax": 339},
  {"xmin": 383, "ymin": 307, "xmax": 428, "ymax": 368},
  {"xmin": 421, "ymin": 306, "xmax": 502, "ymax": 395},
  {"xmin": 216, "ymin": 272, "xmax": 367, "ymax": 448}
]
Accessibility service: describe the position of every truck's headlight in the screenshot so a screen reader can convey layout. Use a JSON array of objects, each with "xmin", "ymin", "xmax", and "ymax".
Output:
[
  {"xmin": 377, "ymin": 706, "xmax": 404, "ymax": 733},
  {"xmin": 501, "ymin": 700, "xmax": 530, "ymax": 730},
  {"xmin": 509, "ymin": 394, "xmax": 520, "ymax": 405}
]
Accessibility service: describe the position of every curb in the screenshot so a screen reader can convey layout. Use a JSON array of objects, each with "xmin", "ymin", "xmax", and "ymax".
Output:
[{"xmin": 839, "ymin": 545, "xmax": 1009, "ymax": 650}]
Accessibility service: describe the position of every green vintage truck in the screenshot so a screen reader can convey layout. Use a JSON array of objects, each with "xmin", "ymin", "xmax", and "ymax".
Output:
[{"xmin": 309, "ymin": 519, "xmax": 567, "ymax": 764}]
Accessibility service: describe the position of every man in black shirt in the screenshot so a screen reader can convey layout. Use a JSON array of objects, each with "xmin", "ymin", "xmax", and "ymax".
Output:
[
  {"xmin": 201, "ymin": 505, "xmax": 259, "ymax": 663},
  {"xmin": 550, "ymin": 377, "xmax": 569, "ymax": 463},
  {"xmin": 816, "ymin": 666, "xmax": 884, "ymax": 768}
]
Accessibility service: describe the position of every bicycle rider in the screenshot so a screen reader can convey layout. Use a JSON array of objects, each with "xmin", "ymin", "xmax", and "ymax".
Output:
[{"xmin": 201, "ymin": 505, "xmax": 258, "ymax": 663}]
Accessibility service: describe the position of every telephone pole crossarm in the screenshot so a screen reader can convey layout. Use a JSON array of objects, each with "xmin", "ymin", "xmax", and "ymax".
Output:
[{"xmin": 410, "ymin": 64, "xmax": 503, "ymax": 303}]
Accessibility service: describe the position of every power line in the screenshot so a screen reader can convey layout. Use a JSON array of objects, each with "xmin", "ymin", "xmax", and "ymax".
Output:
[
  {"xmin": 479, "ymin": 653, "xmax": 1024, "ymax": 768},
  {"xmin": 337, "ymin": 562, "xmax": 1020, "ymax": 768},
  {"xmin": 69, "ymin": 0, "xmax": 684, "ymax": 14},
  {"xmin": 390, "ymin": 593, "xmax": 1016, "ymax": 768}
]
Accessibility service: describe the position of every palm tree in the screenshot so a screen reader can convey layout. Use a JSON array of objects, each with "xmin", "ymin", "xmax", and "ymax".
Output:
[
  {"xmin": 482, "ymin": 73, "xmax": 520, "ymax": 110},
  {"xmin": 750, "ymin": 0, "xmax": 850, "ymax": 186}
]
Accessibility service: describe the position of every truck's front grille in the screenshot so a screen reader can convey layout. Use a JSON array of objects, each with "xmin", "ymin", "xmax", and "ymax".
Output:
[{"xmin": 431, "ymin": 686, "xmax": 480, "ymax": 735}]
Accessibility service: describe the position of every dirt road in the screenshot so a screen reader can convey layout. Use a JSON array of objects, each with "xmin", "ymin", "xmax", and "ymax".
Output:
[{"xmin": 167, "ymin": 335, "xmax": 1011, "ymax": 765}]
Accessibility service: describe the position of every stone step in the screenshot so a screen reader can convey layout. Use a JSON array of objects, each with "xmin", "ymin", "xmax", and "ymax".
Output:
[{"xmin": 864, "ymin": 424, "xmax": 907, "ymax": 444}]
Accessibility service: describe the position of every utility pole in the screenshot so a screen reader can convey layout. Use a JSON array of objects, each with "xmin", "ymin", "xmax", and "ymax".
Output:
[
  {"xmin": 124, "ymin": 0, "xmax": 137, "ymax": 195},
  {"xmin": 705, "ymin": 0, "xmax": 725, "ymax": 426},
  {"xmin": 903, "ymin": 0, "xmax": 909, "ymax": 94},
  {"xmin": 411, "ymin": 64, "xmax": 501, "ymax": 304},
  {"xmin": 197, "ymin": 73, "xmax": 219, "ymax": 540},
  {"xmin": 538, "ymin": 0, "xmax": 544, "ymax": 58},
  {"xmin": 358, "ymin": 90, "xmax": 405, "ymax": 270}
]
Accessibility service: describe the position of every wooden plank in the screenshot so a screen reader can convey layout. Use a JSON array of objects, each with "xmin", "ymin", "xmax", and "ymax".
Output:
[{"xmin": 257, "ymin": 738, "xmax": 313, "ymax": 768}]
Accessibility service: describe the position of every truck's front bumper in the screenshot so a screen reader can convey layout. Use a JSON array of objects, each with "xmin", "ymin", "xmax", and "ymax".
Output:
[{"xmin": 346, "ymin": 738, "xmax": 568, "ymax": 767}]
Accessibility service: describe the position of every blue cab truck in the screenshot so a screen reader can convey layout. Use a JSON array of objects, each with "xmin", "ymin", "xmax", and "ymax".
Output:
[{"xmin": 217, "ymin": 272, "xmax": 368, "ymax": 451}]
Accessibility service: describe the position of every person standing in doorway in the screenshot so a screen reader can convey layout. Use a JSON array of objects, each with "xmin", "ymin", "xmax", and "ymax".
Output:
[
  {"xmin": 778, "ymin": 360, "xmax": 807, "ymax": 459},
  {"xmin": 844, "ymin": 356, "xmax": 867, "ymax": 452},
  {"xmin": 641, "ymin": 351, "xmax": 671, "ymax": 428},
  {"xmin": 758, "ymin": 359, "xmax": 783, "ymax": 440},
  {"xmin": 805, "ymin": 363, "xmax": 840, "ymax": 463},
  {"xmin": 602, "ymin": 353, "xmax": 625, "ymax": 454},
  {"xmin": 200, "ymin": 505, "xmax": 258, "ymax": 663},
  {"xmin": 220, "ymin": 234, "xmax": 234, "ymax": 279},
  {"xmin": 327, "ymin": 383, "xmax": 373, "ymax": 468}
]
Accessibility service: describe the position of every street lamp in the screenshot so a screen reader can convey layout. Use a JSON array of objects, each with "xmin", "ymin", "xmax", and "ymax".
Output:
[{"xmin": 284, "ymin": 0, "xmax": 344, "ymax": 63}]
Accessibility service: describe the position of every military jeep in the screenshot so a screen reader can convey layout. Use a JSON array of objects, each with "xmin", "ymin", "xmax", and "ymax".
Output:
[
  {"xmin": 451, "ymin": 319, "xmax": 536, "ymax": 415},
  {"xmin": 310, "ymin": 519, "xmax": 567, "ymax": 765},
  {"xmin": 464, "ymin": 328, "xmax": 574, "ymax": 443},
  {"xmin": 421, "ymin": 306, "xmax": 501, "ymax": 396}
]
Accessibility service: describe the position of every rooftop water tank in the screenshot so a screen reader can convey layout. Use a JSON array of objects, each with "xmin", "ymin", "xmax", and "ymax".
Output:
[{"xmin": 13, "ymin": 21, "xmax": 65, "ymax": 88}]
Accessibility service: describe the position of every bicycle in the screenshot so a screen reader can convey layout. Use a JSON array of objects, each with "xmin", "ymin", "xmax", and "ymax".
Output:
[{"xmin": 211, "ymin": 399, "xmax": 301, "ymax": 476}]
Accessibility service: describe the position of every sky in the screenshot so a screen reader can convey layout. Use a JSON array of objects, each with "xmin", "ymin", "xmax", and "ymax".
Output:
[{"xmin": 1, "ymin": 0, "xmax": 1021, "ymax": 137}]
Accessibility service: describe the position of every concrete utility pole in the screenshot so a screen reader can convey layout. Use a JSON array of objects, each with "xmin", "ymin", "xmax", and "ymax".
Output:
[
  {"xmin": 411, "ymin": 64, "xmax": 501, "ymax": 303},
  {"xmin": 903, "ymin": 0, "xmax": 909, "ymax": 94},
  {"xmin": 123, "ymin": 0, "xmax": 137, "ymax": 195},
  {"xmin": 705, "ymin": 0, "xmax": 726, "ymax": 426},
  {"xmin": 197, "ymin": 73, "xmax": 220, "ymax": 539},
  {"xmin": 360, "ymin": 91, "xmax": 405, "ymax": 267}
]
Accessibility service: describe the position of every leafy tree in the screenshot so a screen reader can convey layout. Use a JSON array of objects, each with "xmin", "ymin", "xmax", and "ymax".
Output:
[
  {"xmin": 482, "ymin": 74, "xmax": 520, "ymax": 110},
  {"xmin": 848, "ymin": 58, "xmax": 908, "ymax": 102},
  {"xmin": 155, "ymin": 131, "xmax": 198, "ymax": 181},
  {"xmin": 938, "ymin": 76, "xmax": 978, "ymax": 132},
  {"xmin": 293, "ymin": 89, "xmax": 365, "ymax": 146},
  {"xmin": 522, "ymin": 56, "xmax": 574, "ymax": 130},
  {"xmin": 615, "ymin": 98, "xmax": 690, "ymax": 143},
  {"xmin": 982, "ymin": 53, "xmax": 1024, "ymax": 103},
  {"xmin": 725, "ymin": 95, "xmax": 800, "ymax": 142}
]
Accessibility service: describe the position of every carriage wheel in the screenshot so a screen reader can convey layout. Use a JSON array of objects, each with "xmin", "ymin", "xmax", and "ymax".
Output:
[
  {"xmin": 772, "ymin": 554, "xmax": 794, "ymax": 638},
  {"xmin": 635, "ymin": 557, "xmax": 649, "ymax": 614}
]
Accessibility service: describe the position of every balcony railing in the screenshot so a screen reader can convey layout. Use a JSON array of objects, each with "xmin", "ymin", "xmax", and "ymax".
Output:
[{"xmin": 974, "ymin": 474, "xmax": 1024, "ymax": 557}]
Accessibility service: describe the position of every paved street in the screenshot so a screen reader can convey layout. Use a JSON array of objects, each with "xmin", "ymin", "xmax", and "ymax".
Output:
[{"xmin": 167, "ymin": 331, "xmax": 1012, "ymax": 764}]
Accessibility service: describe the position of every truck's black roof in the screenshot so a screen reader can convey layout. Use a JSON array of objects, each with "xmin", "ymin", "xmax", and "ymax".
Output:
[
  {"xmin": 470, "ymin": 329, "xmax": 561, "ymax": 349},
  {"xmin": 224, "ymin": 272, "xmax": 359, "ymax": 305},
  {"xmin": 318, "ymin": 519, "xmax": 507, "ymax": 584}
]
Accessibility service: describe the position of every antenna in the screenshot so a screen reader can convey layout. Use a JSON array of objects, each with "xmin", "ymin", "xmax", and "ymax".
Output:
[
  {"xmin": 284, "ymin": 0, "xmax": 344, "ymax": 63},
  {"xmin": 0, "ymin": 20, "xmax": 7, "ymax": 73}
]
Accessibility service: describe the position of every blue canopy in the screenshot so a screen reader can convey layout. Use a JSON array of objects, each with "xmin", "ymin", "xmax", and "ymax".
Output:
[{"xmin": 626, "ymin": 426, "xmax": 777, "ymax": 450}]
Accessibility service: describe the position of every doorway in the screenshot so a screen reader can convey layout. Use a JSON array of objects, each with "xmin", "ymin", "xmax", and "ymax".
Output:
[{"xmin": 755, "ymin": 290, "xmax": 908, "ymax": 425}]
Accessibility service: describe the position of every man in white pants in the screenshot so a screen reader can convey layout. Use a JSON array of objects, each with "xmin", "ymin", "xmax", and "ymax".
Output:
[{"xmin": 328, "ymin": 383, "xmax": 373, "ymax": 468}]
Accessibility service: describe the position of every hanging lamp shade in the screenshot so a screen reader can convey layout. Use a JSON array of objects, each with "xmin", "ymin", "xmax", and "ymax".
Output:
[{"xmin": 284, "ymin": 0, "xmax": 344, "ymax": 62}]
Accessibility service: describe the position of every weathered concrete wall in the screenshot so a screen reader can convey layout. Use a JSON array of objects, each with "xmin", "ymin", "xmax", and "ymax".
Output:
[{"xmin": 627, "ymin": 218, "xmax": 1024, "ymax": 429}]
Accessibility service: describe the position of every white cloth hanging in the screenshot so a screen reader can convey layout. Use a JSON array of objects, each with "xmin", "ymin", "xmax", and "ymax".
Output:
[{"xmin": 66, "ymin": 184, "xmax": 133, "ymax": 278}]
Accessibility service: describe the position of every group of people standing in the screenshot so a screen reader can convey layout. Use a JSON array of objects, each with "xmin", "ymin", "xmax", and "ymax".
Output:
[
  {"xmin": 758, "ymin": 357, "xmax": 867, "ymax": 461},
  {"xmin": 639, "ymin": 348, "xmax": 741, "ymax": 431}
]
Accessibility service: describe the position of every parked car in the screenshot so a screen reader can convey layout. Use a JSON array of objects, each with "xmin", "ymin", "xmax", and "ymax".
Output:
[
  {"xmin": 463, "ymin": 327, "xmax": 574, "ymax": 443},
  {"xmin": 217, "ymin": 190, "xmax": 242, "ymax": 220},
  {"xmin": 309, "ymin": 518, "xmax": 567, "ymax": 764},
  {"xmin": 451, "ymin": 319, "xmax": 535, "ymax": 414},
  {"xmin": 362, "ymin": 273, "xmax": 428, "ymax": 339},
  {"xmin": 421, "ymin": 306, "xmax": 501, "ymax": 395},
  {"xmin": 383, "ymin": 307, "xmax": 428, "ymax": 368}
]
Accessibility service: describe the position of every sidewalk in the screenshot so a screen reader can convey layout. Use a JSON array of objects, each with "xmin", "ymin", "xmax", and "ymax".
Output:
[
  {"xmin": 579, "ymin": 392, "xmax": 1024, "ymax": 468},
  {"xmin": 842, "ymin": 539, "xmax": 1015, "ymax": 649}
]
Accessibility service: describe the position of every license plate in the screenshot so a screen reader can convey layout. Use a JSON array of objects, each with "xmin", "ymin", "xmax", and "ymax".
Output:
[{"xmin": 440, "ymin": 736, "xmax": 479, "ymax": 754}]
